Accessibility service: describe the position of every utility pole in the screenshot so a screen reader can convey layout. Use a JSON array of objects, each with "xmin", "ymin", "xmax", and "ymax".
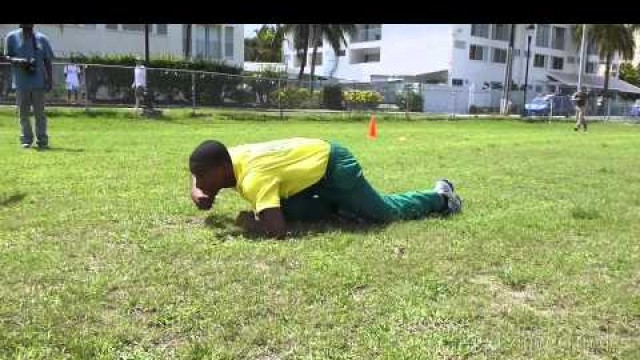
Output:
[
  {"xmin": 577, "ymin": 24, "xmax": 587, "ymax": 92},
  {"xmin": 501, "ymin": 24, "xmax": 516, "ymax": 115}
]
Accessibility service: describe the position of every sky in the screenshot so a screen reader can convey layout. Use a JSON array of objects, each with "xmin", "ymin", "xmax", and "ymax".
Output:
[{"xmin": 244, "ymin": 24, "xmax": 263, "ymax": 38}]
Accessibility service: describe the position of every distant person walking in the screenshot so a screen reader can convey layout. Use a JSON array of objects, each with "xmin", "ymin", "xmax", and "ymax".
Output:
[
  {"xmin": 132, "ymin": 58, "xmax": 146, "ymax": 111},
  {"xmin": 64, "ymin": 60, "xmax": 81, "ymax": 104},
  {"xmin": 3, "ymin": 24, "xmax": 54, "ymax": 149},
  {"xmin": 572, "ymin": 89, "xmax": 588, "ymax": 132}
]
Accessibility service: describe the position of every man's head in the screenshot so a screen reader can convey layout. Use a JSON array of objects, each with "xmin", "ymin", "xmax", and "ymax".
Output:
[
  {"xmin": 189, "ymin": 140, "xmax": 235, "ymax": 196},
  {"xmin": 19, "ymin": 24, "xmax": 34, "ymax": 33}
]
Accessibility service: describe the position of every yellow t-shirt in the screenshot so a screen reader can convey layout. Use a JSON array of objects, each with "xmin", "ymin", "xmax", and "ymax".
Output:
[{"xmin": 229, "ymin": 138, "xmax": 331, "ymax": 213}]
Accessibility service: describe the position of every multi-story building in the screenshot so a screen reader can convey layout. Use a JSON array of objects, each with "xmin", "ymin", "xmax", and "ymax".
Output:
[
  {"xmin": 450, "ymin": 24, "xmax": 620, "ymax": 94},
  {"xmin": 283, "ymin": 24, "xmax": 639, "ymax": 95},
  {"xmin": 282, "ymin": 24, "xmax": 451, "ymax": 82},
  {"xmin": 0, "ymin": 24, "xmax": 244, "ymax": 67}
]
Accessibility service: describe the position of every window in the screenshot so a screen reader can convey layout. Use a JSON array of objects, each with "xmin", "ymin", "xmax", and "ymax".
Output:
[
  {"xmin": 122, "ymin": 24, "xmax": 144, "ymax": 32},
  {"xmin": 452, "ymin": 78, "xmax": 464, "ymax": 86},
  {"xmin": 224, "ymin": 26, "xmax": 234, "ymax": 58},
  {"xmin": 469, "ymin": 44, "xmax": 485, "ymax": 60},
  {"xmin": 471, "ymin": 24, "xmax": 489, "ymax": 38},
  {"xmin": 586, "ymin": 61, "xmax": 596, "ymax": 73},
  {"xmin": 552, "ymin": 27, "xmax": 565, "ymax": 50},
  {"xmin": 105, "ymin": 24, "xmax": 118, "ymax": 30},
  {"xmin": 156, "ymin": 24, "xmax": 168, "ymax": 35},
  {"xmin": 492, "ymin": 48, "xmax": 507, "ymax": 63},
  {"xmin": 492, "ymin": 24, "xmax": 510, "ymax": 41},
  {"xmin": 352, "ymin": 24, "xmax": 382, "ymax": 42},
  {"xmin": 210, "ymin": 26, "xmax": 222, "ymax": 59},
  {"xmin": 490, "ymin": 81, "xmax": 503, "ymax": 90},
  {"xmin": 337, "ymin": 49, "xmax": 346, "ymax": 56},
  {"xmin": 567, "ymin": 56, "xmax": 576, "ymax": 64},
  {"xmin": 364, "ymin": 52, "xmax": 379, "ymax": 63},
  {"xmin": 535, "ymin": 24, "xmax": 550, "ymax": 48},
  {"xmin": 513, "ymin": 49, "xmax": 520, "ymax": 57},
  {"xmin": 349, "ymin": 48, "xmax": 380, "ymax": 64},
  {"xmin": 612, "ymin": 63, "xmax": 619, "ymax": 72},
  {"xmin": 454, "ymin": 40, "xmax": 466, "ymax": 49},
  {"xmin": 551, "ymin": 56, "xmax": 564, "ymax": 70},
  {"xmin": 533, "ymin": 54, "xmax": 546, "ymax": 68},
  {"xmin": 195, "ymin": 25, "xmax": 222, "ymax": 60}
]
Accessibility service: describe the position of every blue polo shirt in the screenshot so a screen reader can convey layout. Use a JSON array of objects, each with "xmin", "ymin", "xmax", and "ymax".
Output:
[{"xmin": 3, "ymin": 29, "xmax": 54, "ymax": 91}]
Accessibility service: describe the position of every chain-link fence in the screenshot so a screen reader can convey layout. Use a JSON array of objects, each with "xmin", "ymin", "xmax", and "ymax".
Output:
[{"xmin": 1, "ymin": 61, "xmax": 640, "ymax": 120}]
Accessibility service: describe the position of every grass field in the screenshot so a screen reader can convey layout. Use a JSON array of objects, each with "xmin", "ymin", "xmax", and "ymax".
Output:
[{"xmin": 0, "ymin": 108, "xmax": 639, "ymax": 359}]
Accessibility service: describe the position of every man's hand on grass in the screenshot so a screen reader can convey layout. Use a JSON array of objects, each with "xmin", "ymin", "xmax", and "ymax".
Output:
[
  {"xmin": 191, "ymin": 188, "xmax": 213, "ymax": 210},
  {"xmin": 235, "ymin": 208, "xmax": 286, "ymax": 239},
  {"xmin": 235, "ymin": 211, "xmax": 257, "ymax": 229}
]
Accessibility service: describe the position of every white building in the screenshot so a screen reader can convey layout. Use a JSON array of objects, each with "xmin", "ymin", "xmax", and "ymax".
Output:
[
  {"xmin": 283, "ymin": 24, "xmax": 639, "ymax": 95},
  {"xmin": 282, "ymin": 24, "xmax": 451, "ymax": 82},
  {"xmin": 450, "ymin": 24, "xmax": 624, "ymax": 94},
  {"xmin": 0, "ymin": 24, "xmax": 244, "ymax": 67}
]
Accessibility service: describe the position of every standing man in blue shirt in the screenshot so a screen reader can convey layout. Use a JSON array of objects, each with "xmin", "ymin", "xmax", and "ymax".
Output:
[{"xmin": 3, "ymin": 24, "xmax": 54, "ymax": 149}]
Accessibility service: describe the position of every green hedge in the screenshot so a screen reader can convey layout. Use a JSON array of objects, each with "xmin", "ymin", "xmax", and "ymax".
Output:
[
  {"xmin": 343, "ymin": 90, "xmax": 383, "ymax": 110},
  {"xmin": 322, "ymin": 85, "xmax": 344, "ymax": 110},
  {"xmin": 68, "ymin": 54, "xmax": 243, "ymax": 105},
  {"xmin": 395, "ymin": 91, "xmax": 424, "ymax": 112}
]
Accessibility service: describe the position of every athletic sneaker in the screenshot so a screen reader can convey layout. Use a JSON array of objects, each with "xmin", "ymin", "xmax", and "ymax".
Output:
[
  {"xmin": 434, "ymin": 179, "xmax": 463, "ymax": 215},
  {"xmin": 21, "ymin": 143, "xmax": 32, "ymax": 149}
]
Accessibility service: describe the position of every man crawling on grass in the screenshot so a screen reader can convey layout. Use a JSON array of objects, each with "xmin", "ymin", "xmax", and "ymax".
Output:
[{"xmin": 189, "ymin": 138, "xmax": 462, "ymax": 239}]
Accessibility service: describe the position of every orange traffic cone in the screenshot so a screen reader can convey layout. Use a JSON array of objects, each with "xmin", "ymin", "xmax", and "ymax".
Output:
[{"xmin": 368, "ymin": 113, "xmax": 378, "ymax": 139}]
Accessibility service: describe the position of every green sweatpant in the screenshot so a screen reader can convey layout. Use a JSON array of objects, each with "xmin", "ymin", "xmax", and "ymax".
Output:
[{"xmin": 281, "ymin": 142, "xmax": 446, "ymax": 223}]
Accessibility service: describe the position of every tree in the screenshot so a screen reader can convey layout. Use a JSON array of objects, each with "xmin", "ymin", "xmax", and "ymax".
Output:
[
  {"xmin": 307, "ymin": 24, "xmax": 357, "ymax": 89},
  {"xmin": 573, "ymin": 24, "xmax": 637, "ymax": 104},
  {"xmin": 184, "ymin": 24, "xmax": 192, "ymax": 59},
  {"xmin": 619, "ymin": 62, "xmax": 640, "ymax": 87},
  {"xmin": 244, "ymin": 25, "xmax": 284, "ymax": 62},
  {"xmin": 281, "ymin": 24, "xmax": 311, "ymax": 81}
]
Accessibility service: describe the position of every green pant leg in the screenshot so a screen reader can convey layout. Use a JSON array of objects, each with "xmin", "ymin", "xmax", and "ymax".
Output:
[{"xmin": 324, "ymin": 142, "xmax": 446, "ymax": 223}]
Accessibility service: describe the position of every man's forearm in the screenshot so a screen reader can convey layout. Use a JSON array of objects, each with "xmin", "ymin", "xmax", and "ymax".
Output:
[{"xmin": 45, "ymin": 60, "xmax": 52, "ymax": 83}]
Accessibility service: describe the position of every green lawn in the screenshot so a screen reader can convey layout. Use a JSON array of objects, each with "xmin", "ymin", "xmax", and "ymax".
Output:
[{"xmin": 0, "ymin": 108, "xmax": 639, "ymax": 359}]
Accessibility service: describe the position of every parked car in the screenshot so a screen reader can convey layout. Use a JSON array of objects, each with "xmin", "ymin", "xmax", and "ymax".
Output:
[
  {"xmin": 629, "ymin": 100, "xmax": 640, "ymax": 116},
  {"xmin": 525, "ymin": 94, "xmax": 574, "ymax": 117}
]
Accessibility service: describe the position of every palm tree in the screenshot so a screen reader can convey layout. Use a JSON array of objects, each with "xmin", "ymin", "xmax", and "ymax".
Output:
[
  {"xmin": 308, "ymin": 24, "xmax": 357, "ymax": 89},
  {"xmin": 185, "ymin": 24, "xmax": 193, "ymax": 59},
  {"xmin": 573, "ymin": 24, "xmax": 637, "ymax": 105},
  {"xmin": 244, "ymin": 25, "xmax": 284, "ymax": 62},
  {"xmin": 281, "ymin": 24, "xmax": 311, "ymax": 81}
]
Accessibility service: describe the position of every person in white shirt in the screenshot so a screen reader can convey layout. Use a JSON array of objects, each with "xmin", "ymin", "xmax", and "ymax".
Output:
[
  {"xmin": 132, "ymin": 58, "xmax": 147, "ymax": 110},
  {"xmin": 64, "ymin": 61, "xmax": 81, "ymax": 103}
]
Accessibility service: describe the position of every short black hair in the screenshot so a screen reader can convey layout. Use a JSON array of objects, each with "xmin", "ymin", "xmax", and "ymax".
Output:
[{"xmin": 189, "ymin": 140, "xmax": 232, "ymax": 176}]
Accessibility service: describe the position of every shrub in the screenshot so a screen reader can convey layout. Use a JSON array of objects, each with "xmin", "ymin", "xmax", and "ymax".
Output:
[
  {"xmin": 395, "ymin": 91, "xmax": 424, "ymax": 112},
  {"xmin": 273, "ymin": 87, "xmax": 311, "ymax": 109},
  {"xmin": 343, "ymin": 90, "xmax": 383, "ymax": 110},
  {"xmin": 322, "ymin": 84, "xmax": 344, "ymax": 110},
  {"xmin": 247, "ymin": 68, "xmax": 285, "ymax": 106},
  {"xmin": 68, "ymin": 54, "xmax": 243, "ymax": 105}
]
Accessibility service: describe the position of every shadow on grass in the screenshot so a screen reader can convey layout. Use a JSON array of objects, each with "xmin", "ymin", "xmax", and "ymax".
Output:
[
  {"xmin": 204, "ymin": 213, "xmax": 387, "ymax": 241},
  {"xmin": 36, "ymin": 147, "xmax": 84, "ymax": 153},
  {"xmin": 0, "ymin": 193, "xmax": 26, "ymax": 208}
]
